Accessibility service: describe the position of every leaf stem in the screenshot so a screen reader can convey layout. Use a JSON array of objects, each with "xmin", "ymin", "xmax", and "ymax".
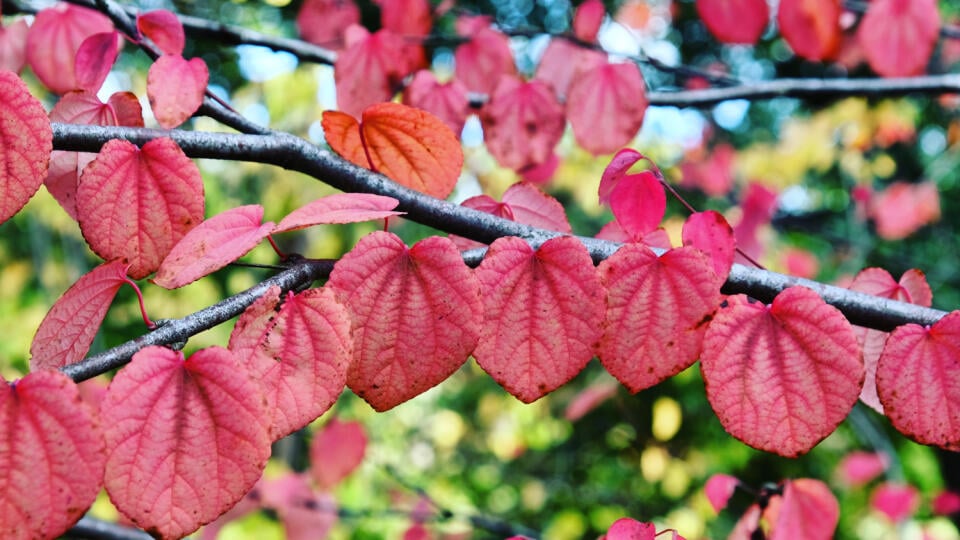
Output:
[{"xmin": 121, "ymin": 277, "xmax": 155, "ymax": 329}]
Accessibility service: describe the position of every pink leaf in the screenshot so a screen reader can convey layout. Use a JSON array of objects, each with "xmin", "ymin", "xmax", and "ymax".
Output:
[
  {"xmin": 770, "ymin": 479, "xmax": 839, "ymax": 540},
  {"xmin": 849, "ymin": 268, "xmax": 932, "ymax": 413},
  {"xmin": 603, "ymin": 518, "xmax": 655, "ymax": 540},
  {"xmin": 596, "ymin": 222, "xmax": 672, "ymax": 250},
  {"xmin": 30, "ymin": 259, "xmax": 129, "ymax": 371},
  {"xmin": 0, "ymin": 71, "xmax": 53, "ymax": 225},
  {"xmin": 74, "ymin": 31, "xmax": 120, "ymax": 93},
  {"xmin": 260, "ymin": 474, "xmax": 338, "ymax": 540},
  {"xmin": 296, "ymin": 0, "xmax": 360, "ymax": 50},
  {"xmin": 869, "ymin": 181, "xmax": 940, "ymax": 240},
  {"xmin": 680, "ymin": 143, "xmax": 735, "ymax": 197},
  {"xmin": 277, "ymin": 193, "xmax": 404, "ymax": 232},
  {"xmin": 454, "ymin": 27, "xmax": 516, "ymax": 94},
  {"xmin": 46, "ymin": 91, "xmax": 143, "ymax": 219},
  {"xmin": 147, "ymin": 54, "xmax": 209, "ymax": 128},
  {"xmin": 310, "ymin": 419, "xmax": 368, "ymax": 490},
  {"xmin": 327, "ymin": 232, "xmax": 482, "ymax": 410},
  {"xmin": 777, "ymin": 0, "xmax": 841, "ymax": 62},
  {"xmin": 474, "ymin": 236, "xmax": 605, "ymax": 402},
  {"xmin": 933, "ymin": 491, "xmax": 960, "ymax": 516},
  {"xmin": 609, "ymin": 170, "xmax": 667, "ymax": 239},
  {"xmin": 100, "ymin": 346, "xmax": 271, "ymax": 539},
  {"xmin": 701, "ymin": 288, "xmax": 863, "ymax": 457},
  {"xmin": 858, "ymin": 0, "xmax": 940, "ymax": 77},
  {"xmin": 0, "ymin": 18, "xmax": 29, "ymax": 73},
  {"xmin": 704, "ymin": 474, "xmax": 739, "ymax": 513},
  {"xmin": 876, "ymin": 310, "xmax": 960, "ymax": 450},
  {"xmin": 682, "ymin": 210, "xmax": 735, "ymax": 281},
  {"xmin": 402, "ymin": 70, "xmax": 470, "ymax": 135},
  {"xmin": 564, "ymin": 378, "xmax": 619, "ymax": 421},
  {"xmin": 836, "ymin": 451, "xmax": 888, "ymax": 487},
  {"xmin": 137, "ymin": 10, "xmax": 185, "ymax": 56},
  {"xmin": 534, "ymin": 38, "xmax": 606, "ymax": 101},
  {"xmin": 452, "ymin": 182, "xmax": 572, "ymax": 250},
  {"xmin": 567, "ymin": 62, "xmax": 648, "ymax": 155},
  {"xmin": 378, "ymin": 0, "xmax": 432, "ymax": 37},
  {"xmin": 229, "ymin": 287, "xmax": 352, "ymax": 439},
  {"xmin": 695, "ymin": 0, "xmax": 769, "ymax": 44},
  {"xmin": 573, "ymin": 0, "xmax": 606, "ymax": 43},
  {"xmin": 598, "ymin": 148, "xmax": 654, "ymax": 204},
  {"xmin": 728, "ymin": 504, "xmax": 763, "ymax": 540},
  {"xmin": 480, "ymin": 76, "xmax": 566, "ymax": 171},
  {"xmin": 153, "ymin": 205, "xmax": 276, "ymax": 289},
  {"xmin": 0, "ymin": 371, "xmax": 105, "ymax": 540},
  {"xmin": 335, "ymin": 26, "xmax": 409, "ymax": 117},
  {"xmin": 77, "ymin": 138, "xmax": 205, "ymax": 279},
  {"xmin": 25, "ymin": 3, "xmax": 113, "ymax": 94},
  {"xmin": 598, "ymin": 245, "xmax": 723, "ymax": 392},
  {"xmin": 870, "ymin": 482, "xmax": 919, "ymax": 523}
]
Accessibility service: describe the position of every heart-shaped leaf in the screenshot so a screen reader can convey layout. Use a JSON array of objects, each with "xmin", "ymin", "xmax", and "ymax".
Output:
[
  {"xmin": 296, "ymin": 0, "xmax": 359, "ymax": 50},
  {"xmin": 0, "ymin": 371, "xmax": 105, "ymax": 540},
  {"xmin": 474, "ymin": 236, "xmax": 604, "ymax": 402},
  {"xmin": 454, "ymin": 26, "xmax": 516, "ymax": 94},
  {"xmin": 101, "ymin": 346, "xmax": 271, "ymax": 539},
  {"xmin": 857, "ymin": 0, "xmax": 940, "ymax": 77},
  {"xmin": 310, "ymin": 419, "xmax": 367, "ymax": 490},
  {"xmin": 451, "ymin": 182, "xmax": 572, "ymax": 250},
  {"xmin": 771, "ymin": 479, "xmax": 839, "ymax": 540},
  {"xmin": 328, "ymin": 232, "xmax": 482, "ymax": 410},
  {"xmin": 137, "ymin": 10, "xmax": 185, "ymax": 56},
  {"xmin": 567, "ymin": 62, "xmax": 648, "ymax": 156},
  {"xmin": 0, "ymin": 18, "xmax": 29, "ymax": 73},
  {"xmin": 598, "ymin": 245, "xmax": 723, "ymax": 392},
  {"xmin": 682, "ymin": 210, "xmax": 735, "ymax": 281},
  {"xmin": 25, "ymin": 3, "xmax": 113, "ymax": 94},
  {"xmin": 324, "ymin": 102, "xmax": 464, "ymax": 199},
  {"xmin": 277, "ymin": 193, "xmax": 404, "ymax": 232},
  {"xmin": 402, "ymin": 70, "xmax": 470, "ymax": 135},
  {"xmin": 701, "ymin": 287, "xmax": 863, "ymax": 457},
  {"xmin": 480, "ymin": 76, "xmax": 566, "ymax": 171},
  {"xmin": 0, "ymin": 71, "xmax": 53, "ymax": 225},
  {"xmin": 573, "ymin": 0, "xmax": 605, "ymax": 42},
  {"xmin": 74, "ymin": 31, "xmax": 120, "ymax": 93},
  {"xmin": 77, "ymin": 137, "xmax": 205, "ymax": 279},
  {"xmin": 147, "ymin": 54, "xmax": 209, "ymax": 128},
  {"xmin": 876, "ymin": 310, "xmax": 960, "ymax": 450},
  {"xmin": 153, "ymin": 205, "xmax": 276, "ymax": 289},
  {"xmin": 30, "ymin": 259, "xmax": 129, "ymax": 371},
  {"xmin": 535, "ymin": 38, "xmax": 606, "ymax": 101},
  {"xmin": 705, "ymin": 474, "xmax": 740, "ymax": 513},
  {"xmin": 334, "ymin": 26, "xmax": 408, "ymax": 117},
  {"xmin": 229, "ymin": 287, "xmax": 352, "ymax": 439},
  {"xmin": 695, "ymin": 0, "xmax": 769, "ymax": 44},
  {"xmin": 777, "ymin": 0, "xmax": 841, "ymax": 61}
]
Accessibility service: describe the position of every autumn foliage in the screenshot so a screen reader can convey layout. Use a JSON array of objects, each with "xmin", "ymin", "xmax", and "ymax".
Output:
[{"xmin": 0, "ymin": 0, "xmax": 957, "ymax": 538}]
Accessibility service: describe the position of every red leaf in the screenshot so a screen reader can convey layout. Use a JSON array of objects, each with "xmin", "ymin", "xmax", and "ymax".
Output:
[
  {"xmin": 100, "ymin": 346, "xmax": 271, "ymax": 539},
  {"xmin": 25, "ymin": 3, "xmax": 113, "ymax": 94},
  {"xmin": 771, "ymin": 479, "xmax": 839, "ymax": 540},
  {"xmin": 680, "ymin": 143, "xmax": 735, "ymax": 197},
  {"xmin": 277, "ymin": 193, "xmax": 404, "ymax": 232},
  {"xmin": 777, "ymin": 0, "xmax": 841, "ymax": 61},
  {"xmin": 0, "ymin": 18, "xmax": 29, "ymax": 73},
  {"xmin": 324, "ymin": 103, "xmax": 465, "ymax": 200},
  {"xmin": 695, "ymin": 0, "xmax": 769, "ymax": 44},
  {"xmin": 0, "ymin": 71, "xmax": 53, "ymax": 224},
  {"xmin": 451, "ymin": 182, "xmax": 572, "ymax": 250},
  {"xmin": 609, "ymin": 170, "xmax": 666, "ymax": 239},
  {"xmin": 402, "ymin": 70, "xmax": 470, "ymax": 135},
  {"xmin": 474, "ymin": 237, "xmax": 604, "ymax": 402},
  {"xmin": 598, "ymin": 245, "xmax": 724, "ymax": 392},
  {"xmin": 701, "ymin": 288, "xmax": 863, "ymax": 457},
  {"xmin": 137, "ymin": 10, "xmax": 185, "ymax": 56},
  {"xmin": 153, "ymin": 205, "xmax": 276, "ymax": 289},
  {"xmin": 596, "ymin": 222, "xmax": 672, "ymax": 250},
  {"xmin": 567, "ymin": 62, "xmax": 648, "ymax": 156},
  {"xmin": 0, "ymin": 371, "xmax": 105, "ymax": 540},
  {"xmin": 229, "ymin": 287, "xmax": 352, "ymax": 439},
  {"xmin": 334, "ymin": 26, "xmax": 409, "ymax": 117},
  {"xmin": 310, "ymin": 419, "xmax": 367, "ymax": 490},
  {"xmin": 704, "ymin": 474, "xmax": 739, "ymax": 513},
  {"xmin": 534, "ymin": 38, "xmax": 606, "ymax": 101},
  {"xmin": 260, "ymin": 473, "xmax": 338, "ymax": 540},
  {"xmin": 30, "ymin": 260, "xmax": 129, "ymax": 371},
  {"xmin": 296, "ymin": 0, "xmax": 359, "ymax": 50},
  {"xmin": 454, "ymin": 27, "xmax": 516, "ymax": 94},
  {"xmin": 573, "ymin": 0, "xmax": 606, "ymax": 43},
  {"xmin": 876, "ymin": 310, "xmax": 960, "ymax": 450},
  {"xmin": 836, "ymin": 451, "xmax": 888, "ymax": 487},
  {"xmin": 604, "ymin": 518, "xmax": 655, "ymax": 540},
  {"xmin": 682, "ymin": 210, "xmax": 735, "ymax": 282},
  {"xmin": 147, "ymin": 54, "xmax": 209, "ymax": 128},
  {"xmin": 77, "ymin": 138, "xmax": 205, "ymax": 279},
  {"xmin": 849, "ymin": 268, "xmax": 931, "ymax": 413},
  {"xmin": 869, "ymin": 181, "xmax": 940, "ymax": 240},
  {"xmin": 327, "ymin": 232, "xmax": 482, "ymax": 410},
  {"xmin": 73, "ymin": 31, "xmax": 119, "ymax": 93},
  {"xmin": 46, "ymin": 91, "xmax": 143, "ymax": 219},
  {"xmin": 378, "ymin": 0, "xmax": 432, "ymax": 37},
  {"xmin": 480, "ymin": 76, "xmax": 566, "ymax": 171},
  {"xmin": 858, "ymin": 0, "xmax": 940, "ymax": 77},
  {"xmin": 933, "ymin": 491, "xmax": 960, "ymax": 516},
  {"xmin": 870, "ymin": 482, "xmax": 919, "ymax": 523}
]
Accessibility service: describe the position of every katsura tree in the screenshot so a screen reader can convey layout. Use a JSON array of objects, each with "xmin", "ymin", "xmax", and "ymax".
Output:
[{"xmin": 0, "ymin": 0, "xmax": 958, "ymax": 538}]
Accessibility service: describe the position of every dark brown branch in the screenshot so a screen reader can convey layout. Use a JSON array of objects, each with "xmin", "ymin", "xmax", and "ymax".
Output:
[
  {"xmin": 64, "ymin": 516, "xmax": 154, "ymax": 540},
  {"xmin": 51, "ymin": 122, "xmax": 948, "ymax": 341}
]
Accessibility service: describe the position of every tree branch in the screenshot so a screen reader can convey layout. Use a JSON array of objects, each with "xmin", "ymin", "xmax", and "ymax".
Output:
[
  {"xmin": 51, "ymin": 122, "xmax": 948, "ymax": 343},
  {"xmin": 63, "ymin": 516, "xmax": 154, "ymax": 540}
]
